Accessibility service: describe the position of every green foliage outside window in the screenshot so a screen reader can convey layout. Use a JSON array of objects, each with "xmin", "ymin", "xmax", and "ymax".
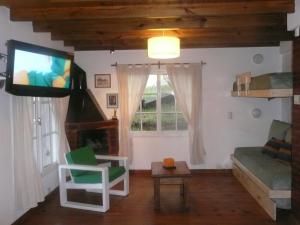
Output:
[{"xmin": 131, "ymin": 74, "xmax": 187, "ymax": 132}]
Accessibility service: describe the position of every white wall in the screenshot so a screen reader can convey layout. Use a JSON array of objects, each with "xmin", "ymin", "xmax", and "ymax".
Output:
[
  {"xmin": 280, "ymin": 41, "xmax": 293, "ymax": 123},
  {"xmin": 0, "ymin": 7, "xmax": 14, "ymax": 225},
  {"xmin": 75, "ymin": 47, "xmax": 283, "ymax": 170},
  {"xmin": 285, "ymin": 0, "xmax": 300, "ymax": 124},
  {"xmin": 288, "ymin": 0, "xmax": 300, "ymax": 31},
  {"xmin": 0, "ymin": 7, "xmax": 73, "ymax": 225}
]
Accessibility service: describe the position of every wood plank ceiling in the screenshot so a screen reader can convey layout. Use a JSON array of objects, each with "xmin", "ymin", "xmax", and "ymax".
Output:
[{"xmin": 1, "ymin": 0, "xmax": 295, "ymax": 51}]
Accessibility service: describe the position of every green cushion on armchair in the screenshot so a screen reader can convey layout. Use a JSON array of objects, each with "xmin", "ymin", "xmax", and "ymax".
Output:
[
  {"xmin": 65, "ymin": 145, "xmax": 126, "ymax": 184},
  {"xmin": 73, "ymin": 167, "xmax": 126, "ymax": 184},
  {"xmin": 65, "ymin": 146, "xmax": 98, "ymax": 176}
]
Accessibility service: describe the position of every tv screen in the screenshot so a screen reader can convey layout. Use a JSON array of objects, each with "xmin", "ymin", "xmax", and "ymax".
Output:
[{"xmin": 5, "ymin": 40, "xmax": 74, "ymax": 97}]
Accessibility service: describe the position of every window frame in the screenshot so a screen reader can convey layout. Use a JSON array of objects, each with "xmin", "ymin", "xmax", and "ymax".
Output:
[
  {"xmin": 32, "ymin": 97, "xmax": 58, "ymax": 174},
  {"xmin": 131, "ymin": 73, "xmax": 188, "ymax": 135}
]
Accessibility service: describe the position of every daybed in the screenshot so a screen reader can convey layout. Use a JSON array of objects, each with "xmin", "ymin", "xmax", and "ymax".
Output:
[
  {"xmin": 232, "ymin": 120, "xmax": 292, "ymax": 220},
  {"xmin": 231, "ymin": 72, "xmax": 293, "ymax": 98}
]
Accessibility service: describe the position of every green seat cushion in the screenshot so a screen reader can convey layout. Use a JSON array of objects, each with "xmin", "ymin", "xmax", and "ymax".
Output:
[
  {"xmin": 73, "ymin": 166, "xmax": 126, "ymax": 184},
  {"xmin": 234, "ymin": 147, "xmax": 291, "ymax": 190},
  {"xmin": 268, "ymin": 120, "xmax": 291, "ymax": 141},
  {"xmin": 65, "ymin": 146, "xmax": 97, "ymax": 176}
]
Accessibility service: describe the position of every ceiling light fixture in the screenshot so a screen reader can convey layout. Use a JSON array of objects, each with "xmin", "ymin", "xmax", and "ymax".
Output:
[{"xmin": 147, "ymin": 36, "xmax": 180, "ymax": 59}]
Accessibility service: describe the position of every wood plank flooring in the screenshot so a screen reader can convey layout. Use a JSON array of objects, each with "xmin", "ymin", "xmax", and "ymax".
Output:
[{"xmin": 14, "ymin": 173, "xmax": 295, "ymax": 225}]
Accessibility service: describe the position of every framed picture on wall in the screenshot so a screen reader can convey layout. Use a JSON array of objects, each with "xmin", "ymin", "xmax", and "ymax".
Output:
[
  {"xmin": 107, "ymin": 93, "xmax": 118, "ymax": 108},
  {"xmin": 95, "ymin": 74, "xmax": 111, "ymax": 88}
]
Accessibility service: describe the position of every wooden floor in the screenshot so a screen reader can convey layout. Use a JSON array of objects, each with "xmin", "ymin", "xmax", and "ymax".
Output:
[{"xmin": 15, "ymin": 173, "xmax": 296, "ymax": 225}]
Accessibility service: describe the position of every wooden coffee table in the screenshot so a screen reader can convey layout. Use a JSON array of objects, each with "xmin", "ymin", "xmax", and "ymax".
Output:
[{"xmin": 151, "ymin": 161, "xmax": 191, "ymax": 210}]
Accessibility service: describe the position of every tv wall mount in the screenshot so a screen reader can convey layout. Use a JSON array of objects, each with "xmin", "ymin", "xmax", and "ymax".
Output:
[{"xmin": 0, "ymin": 53, "xmax": 7, "ymax": 89}]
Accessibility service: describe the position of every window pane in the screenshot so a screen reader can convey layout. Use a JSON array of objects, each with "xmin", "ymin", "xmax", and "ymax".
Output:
[
  {"xmin": 144, "ymin": 75, "xmax": 157, "ymax": 94},
  {"xmin": 175, "ymin": 102, "xmax": 181, "ymax": 112},
  {"xmin": 33, "ymin": 138, "xmax": 38, "ymax": 162},
  {"xmin": 142, "ymin": 94, "xmax": 156, "ymax": 112},
  {"xmin": 40, "ymin": 102, "xmax": 52, "ymax": 167},
  {"xmin": 141, "ymin": 113, "xmax": 157, "ymax": 131},
  {"xmin": 51, "ymin": 133, "xmax": 58, "ymax": 162},
  {"xmin": 161, "ymin": 75, "xmax": 173, "ymax": 93},
  {"xmin": 50, "ymin": 102, "xmax": 58, "ymax": 162},
  {"xmin": 161, "ymin": 93, "xmax": 175, "ymax": 112},
  {"xmin": 177, "ymin": 113, "xmax": 188, "ymax": 130},
  {"xmin": 33, "ymin": 102, "xmax": 37, "ymax": 138},
  {"xmin": 131, "ymin": 114, "xmax": 141, "ymax": 131},
  {"xmin": 41, "ymin": 103, "xmax": 50, "ymax": 135},
  {"xmin": 137, "ymin": 103, "xmax": 141, "ymax": 112},
  {"xmin": 42, "ymin": 135, "xmax": 52, "ymax": 167},
  {"xmin": 161, "ymin": 113, "xmax": 176, "ymax": 130}
]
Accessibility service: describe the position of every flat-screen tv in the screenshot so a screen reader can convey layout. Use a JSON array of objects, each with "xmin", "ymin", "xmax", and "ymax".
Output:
[{"xmin": 5, "ymin": 40, "xmax": 74, "ymax": 97}]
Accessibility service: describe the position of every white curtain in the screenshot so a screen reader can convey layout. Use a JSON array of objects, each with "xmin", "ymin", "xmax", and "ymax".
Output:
[
  {"xmin": 52, "ymin": 97, "xmax": 70, "ymax": 164},
  {"xmin": 12, "ymin": 96, "xmax": 44, "ymax": 211},
  {"xmin": 166, "ymin": 63, "xmax": 205, "ymax": 164},
  {"xmin": 117, "ymin": 64, "xmax": 150, "ymax": 162}
]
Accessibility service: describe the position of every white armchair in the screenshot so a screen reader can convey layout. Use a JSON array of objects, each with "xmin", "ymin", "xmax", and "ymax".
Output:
[{"xmin": 59, "ymin": 146, "xmax": 129, "ymax": 212}]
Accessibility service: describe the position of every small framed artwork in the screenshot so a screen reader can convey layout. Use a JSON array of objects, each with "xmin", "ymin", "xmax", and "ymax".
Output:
[
  {"xmin": 107, "ymin": 93, "xmax": 118, "ymax": 108},
  {"xmin": 95, "ymin": 74, "xmax": 111, "ymax": 88}
]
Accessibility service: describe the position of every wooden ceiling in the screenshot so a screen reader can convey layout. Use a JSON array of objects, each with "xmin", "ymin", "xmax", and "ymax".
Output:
[{"xmin": 1, "ymin": 0, "xmax": 295, "ymax": 51}]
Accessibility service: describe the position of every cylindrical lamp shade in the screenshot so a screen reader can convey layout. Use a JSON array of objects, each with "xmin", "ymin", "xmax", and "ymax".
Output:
[{"xmin": 148, "ymin": 36, "xmax": 180, "ymax": 59}]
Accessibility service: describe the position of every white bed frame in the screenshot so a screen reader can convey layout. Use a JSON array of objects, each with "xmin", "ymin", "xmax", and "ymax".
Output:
[{"xmin": 232, "ymin": 155, "xmax": 291, "ymax": 220}]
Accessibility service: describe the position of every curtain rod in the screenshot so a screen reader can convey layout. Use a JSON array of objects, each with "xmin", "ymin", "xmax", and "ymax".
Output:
[{"xmin": 110, "ymin": 60, "xmax": 206, "ymax": 68}]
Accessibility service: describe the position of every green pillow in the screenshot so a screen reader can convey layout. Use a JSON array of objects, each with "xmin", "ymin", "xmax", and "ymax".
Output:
[
  {"xmin": 73, "ymin": 166, "xmax": 126, "ymax": 184},
  {"xmin": 268, "ymin": 120, "xmax": 291, "ymax": 141},
  {"xmin": 65, "ymin": 146, "xmax": 97, "ymax": 177}
]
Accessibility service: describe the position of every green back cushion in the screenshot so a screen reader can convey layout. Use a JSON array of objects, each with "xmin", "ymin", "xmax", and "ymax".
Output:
[
  {"xmin": 268, "ymin": 120, "xmax": 291, "ymax": 141},
  {"xmin": 65, "ymin": 146, "xmax": 97, "ymax": 176}
]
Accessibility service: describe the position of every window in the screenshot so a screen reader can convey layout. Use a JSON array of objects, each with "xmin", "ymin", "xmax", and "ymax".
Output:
[
  {"xmin": 131, "ymin": 74, "xmax": 188, "ymax": 132},
  {"xmin": 33, "ymin": 97, "xmax": 58, "ymax": 172}
]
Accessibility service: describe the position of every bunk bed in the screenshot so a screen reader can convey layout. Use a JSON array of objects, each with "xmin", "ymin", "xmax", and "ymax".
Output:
[
  {"xmin": 231, "ymin": 72, "xmax": 293, "ymax": 220},
  {"xmin": 231, "ymin": 72, "xmax": 293, "ymax": 98}
]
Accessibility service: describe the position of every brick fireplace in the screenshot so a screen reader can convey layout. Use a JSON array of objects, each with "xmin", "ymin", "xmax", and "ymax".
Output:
[{"xmin": 65, "ymin": 64, "xmax": 119, "ymax": 155}]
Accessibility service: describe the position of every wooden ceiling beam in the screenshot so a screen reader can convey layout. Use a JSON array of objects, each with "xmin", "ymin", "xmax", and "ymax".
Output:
[
  {"xmin": 64, "ymin": 37, "xmax": 281, "ymax": 50},
  {"xmin": 51, "ymin": 28, "xmax": 293, "ymax": 42},
  {"xmin": 6, "ymin": 0, "xmax": 295, "ymax": 9},
  {"xmin": 74, "ymin": 42, "xmax": 279, "ymax": 51},
  {"xmin": 0, "ymin": 0, "xmax": 8, "ymax": 6},
  {"xmin": 10, "ymin": 1, "xmax": 294, "ymax": 21},
  {"xmin": 32, "ymin": 14, "xmax": 287, "ymax": 33},
  {"xmin": 73, "ymin": 41, "xmax": 280, "ymax": 51}
]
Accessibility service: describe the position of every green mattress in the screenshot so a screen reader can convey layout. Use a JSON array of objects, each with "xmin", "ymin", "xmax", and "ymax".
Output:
[
  {"xmin": 234, "ymin": 147, "xmax": 291, "ymax": 209},
  {"xmin": 233, "ymin": 72, "xmax": 293, "ymax": 91}
]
